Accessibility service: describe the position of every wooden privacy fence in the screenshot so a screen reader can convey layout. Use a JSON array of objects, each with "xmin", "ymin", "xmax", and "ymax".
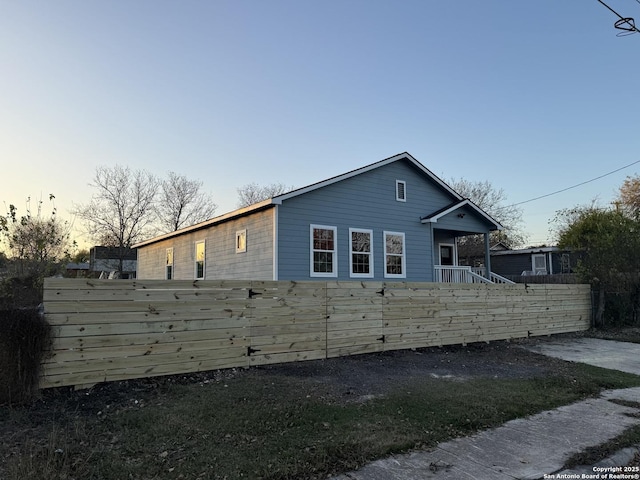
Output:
[{"xmin": 42, "ymin": 279, "xmax": 592, "ymax": 389}]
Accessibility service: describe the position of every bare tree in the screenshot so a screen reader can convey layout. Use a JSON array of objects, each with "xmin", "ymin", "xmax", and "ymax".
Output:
[
  {"xmin": 158, "ymin": 172, "xmax": 218, "ymax": 232},
  {"xmin": 449, "ymin": 178, "xmax": 526, "ymax": 245},
  {"xmin": 448, "ymin": 178, "xmax": 527, "ymax": 265},
  {"xmin": 236, "ymin": 182, "xmax": 293, "ymax": 208},
  {"xmin": 74, "ymin": 165, "xmax": 159, "ymax": 273}
]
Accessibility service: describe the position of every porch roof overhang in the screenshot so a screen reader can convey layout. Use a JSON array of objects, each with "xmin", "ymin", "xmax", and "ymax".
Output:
[{"xmin": 420, "ymin": 199, "xmax": 504, "ymax": 231}]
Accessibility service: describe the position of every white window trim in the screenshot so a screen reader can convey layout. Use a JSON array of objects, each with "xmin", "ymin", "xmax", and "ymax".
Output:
[
  {"xmin": 195, "ymin": 240, "xmax": 206, "ymax": 280},
  {"xmin": 236, "ymin": 229, "xmax": 247, "ymax": 253},
  {"xmin": 165, "ymin": 247, "xmax": 174, "ymax": 280},
  {"xmin": 396, "ymin": 180, "xmax": 407, "ymax": 202},
  {"xmin": 384, "ymin": 231, "xmax": 406, "ymax": 279},
  {"xmin": 349, "ymin": 228, "xmax": 374, "ymax": 278},
  {"xmin": 310, "ymin": 224, "xmax": 338, "ymax": 278},
  {"xmin": 532, "ymin": 253, "xmax": 547, "ymax": 275}
]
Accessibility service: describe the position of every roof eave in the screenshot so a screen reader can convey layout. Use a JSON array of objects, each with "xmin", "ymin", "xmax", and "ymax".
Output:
[
  {"xmin": 132, "ymin": 199, "xmax": 275, "ymax": 248},
  {"xmin": 421, "ymin": 199, "xmax": 504, "ymax": 231}
]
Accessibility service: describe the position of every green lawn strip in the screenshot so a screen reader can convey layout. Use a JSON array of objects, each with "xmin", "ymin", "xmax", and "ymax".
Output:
[{"xmin": 3, "ymin": 364, "xmax": 640, "ymax": 480}]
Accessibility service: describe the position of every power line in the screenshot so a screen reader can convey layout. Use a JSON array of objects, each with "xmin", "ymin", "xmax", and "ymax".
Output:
[
  {"xmin": 596, "ymin": 0, "xmax": 640, "ymax": 35},
  {"xmin": 507, "ymin": 159, "xmax": 640, "ymax": 207}
]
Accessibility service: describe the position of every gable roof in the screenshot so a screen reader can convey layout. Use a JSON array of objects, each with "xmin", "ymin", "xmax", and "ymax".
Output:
[
  {"xmin": 133, "ymin": 152, "xmax": 496, "ymax": 248},
  {"xmin": 420, "ymin": 199, "xmax": 504, "ymax": 231},
  {"xmin": 272, "ymin": 152, "xmax": 462, "ymax": 204}
]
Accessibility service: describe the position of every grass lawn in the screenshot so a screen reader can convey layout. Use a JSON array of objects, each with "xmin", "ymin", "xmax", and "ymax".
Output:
[{"xmin": 3, "ymin": 343, "xmax": 640, "ymax": 480}]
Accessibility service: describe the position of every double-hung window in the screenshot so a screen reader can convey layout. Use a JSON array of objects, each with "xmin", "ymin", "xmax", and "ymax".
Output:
[
  {"xmin": 384, "ymin": 231, "xmax": 406, "ymax": 278},
  {"xmin": 195, "ymin": 240, "xmax": 205, "ymax": 279},
  {"xmin": 349, "ymin": 228, "xmax": 373, "ymax": 278},
  {"xmin": 166, "ymin": 248, "xmax": 174, "ymax": 280},
  {"xmin": 310, "ymin": 225, "xmax": 337, "ymax": 277}
]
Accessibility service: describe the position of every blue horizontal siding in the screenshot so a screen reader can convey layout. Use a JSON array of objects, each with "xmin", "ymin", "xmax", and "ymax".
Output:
[{"xmin": 277, "ymin": 159, "xmax": 461, "ymax": 281}]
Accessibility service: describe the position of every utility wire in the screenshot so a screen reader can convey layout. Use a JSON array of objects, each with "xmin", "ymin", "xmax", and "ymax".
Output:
[
  {"xmin": 596, "ymin": 0, "xmax": 640, "ymax": 34},
  {"xmin": 507, "ymin": 159, "xmax": 640, "ymax": 207}
]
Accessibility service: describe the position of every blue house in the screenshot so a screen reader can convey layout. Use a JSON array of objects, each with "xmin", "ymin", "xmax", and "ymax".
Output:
[{"xmin": 134, "ymin": 153, "xmax": 505, "ymax": 283}]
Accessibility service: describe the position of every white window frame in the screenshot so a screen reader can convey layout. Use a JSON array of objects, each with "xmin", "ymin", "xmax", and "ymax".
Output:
[
  {"xmin": 165, "ymin": 247, "xmax": 174, "ymax": 280},
  {"xmin": 396, "ymin": 180, "xmax": 406, "ymax": 202},
  {"xmin": 236, "ymin": 229, "xmax": 247, "ymax": 253},
  {"xmin": 349, "ymin": 228, "xmax": 374, "ymax": 278},
  {"xmin": 532, "ymin": 253, "xmax": 547, "ymax": 275},
  {"xmin": 310, "ymin": 224, "xmax": 338, "ymax": 278},
  {"xmin": 384, "ymin": 231, "xmax": 406, "ymax": 278},
  {"xmin": 195, "ymin": 240, "xmax": 206, "ymax": 280}
]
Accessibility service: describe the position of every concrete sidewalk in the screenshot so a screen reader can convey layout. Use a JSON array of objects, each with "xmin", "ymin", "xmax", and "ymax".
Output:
[{"xmin": 331, "ymin": 338, "xmax": 640, "ymax": 480}]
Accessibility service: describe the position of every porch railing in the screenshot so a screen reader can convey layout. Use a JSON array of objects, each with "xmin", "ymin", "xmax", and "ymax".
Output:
[
  {"xmin": 471, "ymin": 267, "xmax": 516, "ymax": 285},
  {"xmin": 434, "ymin": 265, "xmax": 492, "ymax": 284},
  {"xmin": 435, "ymin": 266, "xmax": 516, "ymax": 284}
]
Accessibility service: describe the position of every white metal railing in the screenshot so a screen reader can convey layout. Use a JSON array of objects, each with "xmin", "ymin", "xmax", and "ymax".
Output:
[
  {"xmin": 471, "ymin": 267, "xmax": 516, "ymax": 284},
  {"xmin": 434, "ymin": 265, "xmax": 492, "ymax": 284}
]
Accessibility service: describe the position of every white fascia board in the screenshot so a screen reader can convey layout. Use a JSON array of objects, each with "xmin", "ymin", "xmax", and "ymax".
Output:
[
  {"xmin": 421, "ymin": 200, "xmax": 471, "ymax": 223},
  {"xmin": 421, "ymin": 199, "xmax": 504, "ymax": 231}
]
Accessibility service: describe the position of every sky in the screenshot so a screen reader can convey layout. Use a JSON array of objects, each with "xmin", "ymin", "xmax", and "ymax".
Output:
[{"xmin": 2, "ymin": 0, "xmax": 640, "ymax": 249}]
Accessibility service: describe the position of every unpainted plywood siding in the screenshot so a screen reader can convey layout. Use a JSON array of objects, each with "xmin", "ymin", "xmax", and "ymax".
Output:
[
  {"xmin": 137, "ymin": 208, "xmax": 275, "ymax": 280},
  {"xmin": 277, "ymin": 159, "xmax": 458, "ymax": 281}
]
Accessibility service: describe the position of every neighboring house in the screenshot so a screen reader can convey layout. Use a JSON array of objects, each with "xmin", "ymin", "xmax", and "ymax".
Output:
[
  {"xmin": 490, "ymin": 246, "xmax": 579, "ymax": 277},
  {"xmin": 65, "ymin": 262, "xmax": 90, "ymax": 278},
  {"xmin": 134, "ymin": 153, "xmax": 506, "ymax": 283},
  {"xmin": 89, "ymin": 246, "xmax": 137, "ymax": 279},
  {"xmin": 458, "ymin": 241, "xmax": 510, "ymax": 268}
]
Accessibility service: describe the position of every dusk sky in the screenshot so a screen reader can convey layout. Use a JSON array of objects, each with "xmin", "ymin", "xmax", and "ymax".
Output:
[{"xmin": 2, "ymin": 0, "xmax": 640, "ymax": 247}]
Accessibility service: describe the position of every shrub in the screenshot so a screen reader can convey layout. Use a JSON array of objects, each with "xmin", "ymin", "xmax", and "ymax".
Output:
[
  {"xmin": 602, "ymin": 288, "xmax": 640, "ymax": 327},
  {"xmin": 0, "ymin": 275, "xmax": 43, "ymax": 310},
  {"xmin": 0, "ymin": 307, "xmax": 52, "ymax": 405}
]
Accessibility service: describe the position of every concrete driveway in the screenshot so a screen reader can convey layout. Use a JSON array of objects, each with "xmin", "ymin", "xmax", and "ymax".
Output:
[{"xmin": 525, "ymin": 337, "xmax": 640, "ymax": 376}]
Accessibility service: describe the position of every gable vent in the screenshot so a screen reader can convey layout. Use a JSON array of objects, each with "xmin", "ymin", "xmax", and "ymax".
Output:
[{"xmin": 396, "ymin": 180, "xmax": 406, "ymax": 202}]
